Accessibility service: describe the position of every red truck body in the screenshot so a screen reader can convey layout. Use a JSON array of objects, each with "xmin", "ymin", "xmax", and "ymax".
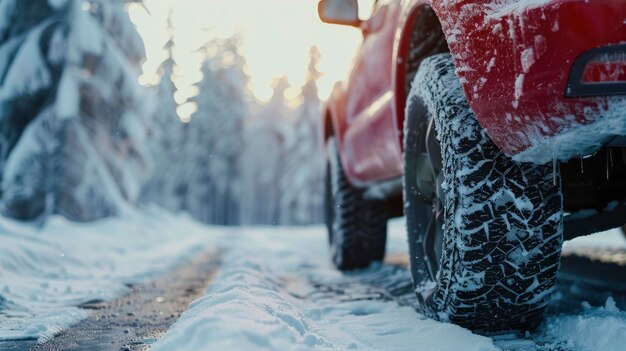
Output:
[{"xmin": 323, "ymin": 0, "xmax": 626, "ymax": 186}]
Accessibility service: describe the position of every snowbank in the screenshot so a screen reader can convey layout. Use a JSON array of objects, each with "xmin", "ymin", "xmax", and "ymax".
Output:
[
  {"xmin": 564, "ymin": 228, "xmax": 626, "ymax": 250},
  {"xmin": 153, "ymin": 221, "xmax": 499, "ymax": 351},
  {"xmin": 543, "ymin": 297, "xmax": 626, "ymax": 351},
  {"xmin": 0, "ymin": 208, "xmax": 222, "ymax": 342}
]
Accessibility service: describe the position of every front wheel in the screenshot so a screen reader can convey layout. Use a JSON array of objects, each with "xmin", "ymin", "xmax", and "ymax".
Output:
[
  {"xmin": 404, "ymin": 54, "xmax": 564, "ymax": 332},
  {"xmin": 324, "ymin": 138, "xmax": 388, "ymax": 270}
]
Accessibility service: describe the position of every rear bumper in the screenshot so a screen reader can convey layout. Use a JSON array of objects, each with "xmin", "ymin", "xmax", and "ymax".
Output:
[
  {"xmin": 433, "ymin": 0, "xmax": 626, "ymax": 163},
  {"xmin": 513, "ymin": 97, "xmax": 626, "ymax": 163}
]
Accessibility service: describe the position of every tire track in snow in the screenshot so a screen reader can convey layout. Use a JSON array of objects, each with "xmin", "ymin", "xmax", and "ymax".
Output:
[{"xmin": 12, "ymin": 248, "xmax": 221, "ymax": 351}]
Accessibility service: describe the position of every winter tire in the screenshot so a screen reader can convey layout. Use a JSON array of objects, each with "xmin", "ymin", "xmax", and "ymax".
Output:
[
  {"xmin": 325, "ymin": 137, "xmax": 388, "ymax": 270},
  {"xmin": 403, "ymin": 54, "xmax": 564, "ymax": 332}
]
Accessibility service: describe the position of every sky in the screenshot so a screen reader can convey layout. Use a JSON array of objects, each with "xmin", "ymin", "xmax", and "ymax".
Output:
[{"xmin": 128, "ymin": 0, "xmax": 376, "ymax": 105}]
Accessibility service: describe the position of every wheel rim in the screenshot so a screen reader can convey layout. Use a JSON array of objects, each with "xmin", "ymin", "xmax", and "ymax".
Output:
[
  {"xmin": 404, "ymin": 95, "xmax": 444, "ymax": 289},
  {"xmin": 325, "ymin": 139, "xmax": 343, "ymax": 265},
  {"xmin": 412, "ymin": 176, "xmax": 444, "ymax": 282}
]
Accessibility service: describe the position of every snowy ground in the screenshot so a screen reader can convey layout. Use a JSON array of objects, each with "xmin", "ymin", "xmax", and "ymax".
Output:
[
  {"xmin": 0, "ymin": 207, "xmax": 219, "ymax": 342},
  {"xmin": 151, "ymin": 225, "xmax": 497, "ymax": 351},
  {"xmin": 1, "ymin": 211, "xmax": 626, "ymax": 350},
  {"xmin": 152, "ymin": 221, "xmax": 626, "ymax": 351}
]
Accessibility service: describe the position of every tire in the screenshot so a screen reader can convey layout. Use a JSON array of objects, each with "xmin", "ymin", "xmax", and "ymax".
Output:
[
  {"xmin": 403, "ymin": 54, "xmax": 564, "ymax": 332},
  {"xmin": 324, "ymin": 137, "xmax": 388, "ymax": 270}
]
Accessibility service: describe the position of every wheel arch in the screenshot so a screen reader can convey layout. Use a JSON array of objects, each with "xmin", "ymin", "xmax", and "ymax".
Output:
[
  {"xmin": 322, "ymin": 82, "xmax": 348, "ymax": 148},
  {"xmin": 392, "ymin": 1, "xmax": 449, "ymax": 150},
  {"xmin": 322, "ymin": 108, "xmax": 334, "ymax": 141}
]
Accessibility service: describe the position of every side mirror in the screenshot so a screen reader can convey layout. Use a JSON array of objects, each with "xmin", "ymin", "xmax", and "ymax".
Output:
[{"xmin": 318, "ymin": 0, "xmax": 361, "ymax": 27}]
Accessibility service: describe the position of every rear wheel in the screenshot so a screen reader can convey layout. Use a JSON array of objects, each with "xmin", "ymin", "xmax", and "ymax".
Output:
[
  {"xmin": 324, "ymin": 138, "xmax": 388, "ymax": 270},
  {"xmin": 403, "ymin": 54, "xmax": 564, "ymax": 332}
]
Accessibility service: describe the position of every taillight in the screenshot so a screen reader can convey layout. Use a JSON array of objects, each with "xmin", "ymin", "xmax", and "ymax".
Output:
[
  {"xmin": 581, "ymin": 52, "xmax": 626, "ymax": 83},
  {"xmin": 566, "ymin": 44, "xmax": 626, "ymax": 98}
]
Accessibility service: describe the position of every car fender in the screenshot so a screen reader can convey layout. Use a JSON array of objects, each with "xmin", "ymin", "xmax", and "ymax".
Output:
[
  {"xmin": 392, "ymin": 0, "xmax": 445, "ymax": 150},
  {"xmin": 322, "ymin": 81, "xmax": 348, "ymax": 148}
]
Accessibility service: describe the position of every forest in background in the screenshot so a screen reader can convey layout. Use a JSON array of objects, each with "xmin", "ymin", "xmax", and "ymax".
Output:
[{"xmin": 0, "ymin": 0, "xmax": 325, "ymax": 226}]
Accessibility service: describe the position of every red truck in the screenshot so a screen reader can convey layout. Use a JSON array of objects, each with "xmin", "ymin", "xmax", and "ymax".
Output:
[{"xmin": 318, "ymin": 0, "xmax": 626, "ymax": 332}]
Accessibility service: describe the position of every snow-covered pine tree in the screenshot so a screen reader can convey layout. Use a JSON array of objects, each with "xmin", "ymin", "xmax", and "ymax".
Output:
[
  {"xmin": 278, "ymin": 46, "xmax": 324, "ymax": 225},
  {"xmin": 240, "ymin": 76, "xmax": 293, "ymax": 225},
  {"xmin": 139, "ymin": 11, "xmax": 188, "ymax": 213},
  {"xmin": 0, "ymin": 0, "xmax": 152, "ymax": 221},
  {"xmin": 182, "ymin": 55, "xmax": 216, "ymax": 223},
  {"xmin": 188, "ymin": 35, "xmax": 249, "ymax": 225}
]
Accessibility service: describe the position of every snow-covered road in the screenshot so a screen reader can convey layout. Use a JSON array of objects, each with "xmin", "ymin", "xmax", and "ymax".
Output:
[
  {"xmin": 151, "ymin": 225, "xmax": 499, "ymax": 351},
  {"xmin": 0, "ymin": 208, "xmax": 221, "ymax": 343},
  {"xmin": 152, "ymin": 223, "xmax": 626, "ymax": 351},
  {"xmin": 1, "ymin": 210, "xmax": 626, "ymax": 350}
]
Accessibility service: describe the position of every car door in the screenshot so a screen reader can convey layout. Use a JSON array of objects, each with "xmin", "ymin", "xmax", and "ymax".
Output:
[{"xmin": 341, "ymin": 0, "xmax": 403, "ymax": 186}]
